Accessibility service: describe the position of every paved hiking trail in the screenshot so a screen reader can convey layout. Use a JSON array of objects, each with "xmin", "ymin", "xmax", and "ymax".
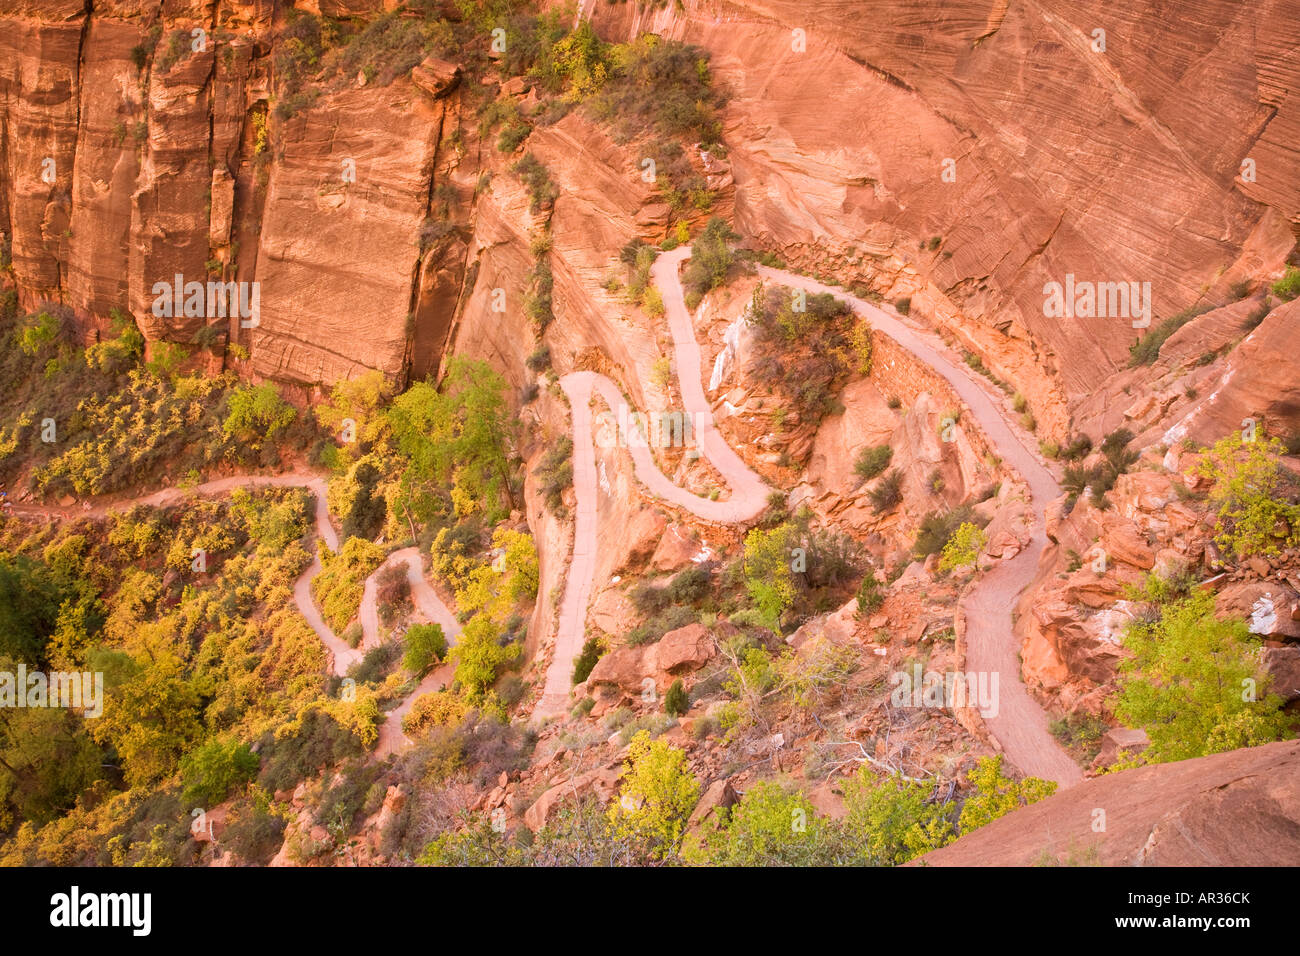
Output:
[
  {"xmin": 10, "ymin": 472, "xmax": 461, "ymax": 759},
  {"xmin": 533, "ymin": 247, "xmax": 774, "ymax": 717},
  {"xmin": 11, "ymin": 247, "xmax": 1081, "ymax": 785},
  {"xmin": 756, "ymin": 267, "xmax": 1082, "ymax": 787},
  {"xmin": 536, "ymin": 248, "xmax": 1080, "ymax": 786}
]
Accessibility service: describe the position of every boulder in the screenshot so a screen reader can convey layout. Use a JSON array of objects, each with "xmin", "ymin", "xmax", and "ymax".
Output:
[
  {"xmin": 655, "ymin": 622, "xmax": 715, "ymax": 679},
  {"xmin": 650, "ymin": 523, "xmax": 701, "ymax": 571},
  {"xmin": 586, "ymin": 644, "xmax": 652, "ymax": 696},
  {"xmin": 685, "ymin": 778, "xmax": 738, "ymax": 831},
  {"xmin": 411, "ymin": 57, "xmax": 461, "ymax": 99},
  {"xmin": 1262, "ymin": 646, "xmax": 1300, "ymax": 703},
  {"xmin": 1215, "ymin": 582, "xmax": 1300, "ymax": 639},
  {"xmin": 1095, "ymin": 727, "xmax": 1150, "ymax": 768},
  {"xmin": 1100, "ymin": 521, "xmax": 1155, "ymax": 570},
  {"xmin": 524, "ymin": 766, "xmax": 622, "ymax": 831}
]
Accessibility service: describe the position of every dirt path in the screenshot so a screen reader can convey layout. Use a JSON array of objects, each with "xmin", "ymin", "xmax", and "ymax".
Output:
[{"xmin": 8, "ymin": 472, "xmax": 461, "ymax": 758}]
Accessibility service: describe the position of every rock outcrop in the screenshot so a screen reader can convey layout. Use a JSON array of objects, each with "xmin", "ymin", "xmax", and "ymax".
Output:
[{"xmin": 919, "ymin": 740, "xmax": 1300, "ymax": 866}]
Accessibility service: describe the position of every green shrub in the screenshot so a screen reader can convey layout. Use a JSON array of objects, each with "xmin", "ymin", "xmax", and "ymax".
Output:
[
  {"xmin": 349, "ymin": 640, "xmax": 402, "ymax": 685},
  {"xmin": 741, "ymin": 525, "xmax": 797, "ymax": 630},
  {"xmin": 938, "ymin": 522, "xmax": 986, "ymax": 571},
  {"xmin": 312, "ymin": 537, "xmax": 386, "ymax": 633},
  {"xmin": 1048, "ymin": 712, "xmax": 1109, "ymax": 761},
  {"xmin": 627, "ymin": 605, "xmax": 696, "ymax": 645},
  {"xmin": 525, "ymin": 257, "xmax": 554, "ymax": 332},
  {"xmin": 1115, "ymin": 590, "xmax": 1291, "ymax": 762},
  {"xmin": 179, "ymin": 738, "xmax": 259, "ymax": 807},
  {"xmin": 681, "ymin": 217, "xmax": 738, "ymax": 301},
  {"xmin": 853, "ymin": 445, "xmax": 893, "ymax": 481},
  {"xmin": 957, "ymin": 756, "xmax": 1055, "ymax": 833},
  {"xmin": 1194, "ymin": 435, "xmax": 1300, "ymax": 558},
  {"xmin": 534, "ymin": 435, "xmax": 573, "ymax": 515},
  {"xmin": 1061, "ymin": 434, "xmax": 1093, "ymax": 461},
  {"xmin": 914, "ymin": 505, "xmax": 979, "ymax": 558},
  {"xmin": 1127, "ymin": 306, "xmax": 1211, "ymax": 366},
  {"xmin": 663, "ymin": 679, "xmax": 688, "ymax": 717},
  {"xmin": 868, "ymin": 469, "xmax": 904, "ymax": 513},
  {"xmin": 1271, "ymin": 264, "xmax": 1300, "ymax": 301},
  {"xmin": 223, "ymin": 382, "xmax": 296, "ymax": 442},
  {"xmin": 856, "ymin": 574, "xmax": 884, "ymax": 615},
  {"xmin": 450, "ymin": 615, "xmax": 520, "ymax": 705},
  {"xmin": 747, "ymin": 283, "xmax": 856, "ymax": 428},
  {"xmin": 585, "ymin": 33, "xmax": 723, "ymax": 147},
  {"xmin": 572, "ymin": 635, "xmax": 603, "ymax": 684},
  {"xmin": 513, "ymin": 153, "xmax": 559, "ymax": 213},
  {"xmin": 526, "ymin": 344, "xmax": 551, "ymax": 372},
  {"xmin": 222, "ymin": 797, "xmax": 287, "ymax": 865}
]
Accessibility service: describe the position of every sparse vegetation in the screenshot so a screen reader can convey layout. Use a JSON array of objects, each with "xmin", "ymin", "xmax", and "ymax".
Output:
[
  {"xmin": 868, "ymin": 469, "xmax": 904, "ymax": 513},
  {"xmin": 1271, "ymin": 265, "xmax": 1300, "ymax": 302},
  {"xmin": 1128, "ymin": 305, "xmax": 1212, "ymax": 366},
  {"xmin": 747, "ymin": 283, "xmax": 856, "ymax": 430},
  {"xmin": 853, "ymin": 445, "xmax": 893, "ymax": 482}
]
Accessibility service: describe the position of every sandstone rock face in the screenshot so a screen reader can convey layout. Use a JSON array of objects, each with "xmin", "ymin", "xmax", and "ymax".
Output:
[
  {"xmin": 1216, "ymin": 582, "xmax": 1300, "ymax": 639},
  {"xmin": 1262, "ymin": 646, "xmax": 1300, "ymax": 703},
  {"xmin": 6, "ymin": 0, "xmax": 1298, "ymax": 420},
  {"xmin": 586, "ymin": 0, "xmax": 1300, "ymax": 440},
  {"xmin": 0, "ymin": 2, "xmax": 464, "ymax": 388},
  {"xmin": 920, "ymin": 740, "xmax": 1300, "ymax": 866},
  {"xmin": 1158, "ymin": 299, "xmax": 1300, "ymax": 449},
  {"xmin": 250, "ymin": 82, "xmax": 446, "ymax": 384}
]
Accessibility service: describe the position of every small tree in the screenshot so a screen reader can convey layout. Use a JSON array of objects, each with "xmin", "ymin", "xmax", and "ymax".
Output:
[
  {"xmin": 682, "ymin": 216, "xmax": 738, "ymax": 299},
  {"xmin": 939, "ymin": 521, "xmax": 986, "ymax": 572},
  {"xmin": 572, "ymin": 635, "xmax": 603, "ymax": 684},
  {"xmin": 1115, "ymin": 590, "xmax": 1290, "ymax": 762},
  {"xmin": 742, "ymin": 525, "xmax": 796, "ymax": 630},
  {"xmin": 607, "ymin": 731, "xmax": 700, "ymax": 860},
  {"xmin": 450, "ymin": 615, "xmax": 519, "ymax": 704},
  {"xmin": 404, "ymin": 622, "xmax": 448, "ymax": 675},
  {"xmin": 856, "ymin": 574, "xmax": 884, "ymax": 615},
  {"xmin": 180, "ymin": 738, "xmax": 260, "ymax": 807},
  {"xmin": 222, "ymin": 382, "xmax": 295, "ymax": 442},
  {"xmin": 685, "ymin": 781, "xmax": 839, "ymax": 866},
  {"xmin": 1195, "ymin": 435, "xmax": 1300, "ymax": 559},
  {"xmin": 841, "ymin": 768, "xmax": 955, "ymax": 864}
]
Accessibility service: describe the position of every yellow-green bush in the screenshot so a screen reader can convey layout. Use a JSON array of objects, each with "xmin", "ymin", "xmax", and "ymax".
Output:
[{"xmin": 312, "ymin": 537, "xmax": 386, "ymax": 633}]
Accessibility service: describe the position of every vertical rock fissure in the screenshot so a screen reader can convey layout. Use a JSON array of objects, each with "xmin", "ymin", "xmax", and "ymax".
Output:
[{"xmin": 404, "ymin": 109, "xmax": 448, "ymax": 388}]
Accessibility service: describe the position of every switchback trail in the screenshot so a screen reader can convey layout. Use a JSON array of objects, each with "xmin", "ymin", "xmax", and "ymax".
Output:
[
  {"xmin": 13, "ymin": 247, "xmax": 1080, "ymax": 784},
  {"xmin": 9, "ymin": 472, "xmax": 460, "ymax": 758},
  {"xmin": 533, "ymin": 247, "xmax": 773, "ymax": 717},
  {"xmin": 535, "ymin": 247, "xmax": 1081, "ymax": 786},
  {"xmin": 757, "ymin": 267, "xmax": 1082, "ymax": 787}
]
